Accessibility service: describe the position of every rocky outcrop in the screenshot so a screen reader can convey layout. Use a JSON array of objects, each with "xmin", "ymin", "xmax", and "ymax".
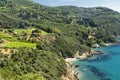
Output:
[{"xmin": 62, "ymin": 59, "xmax": 79, "ymax": 80}]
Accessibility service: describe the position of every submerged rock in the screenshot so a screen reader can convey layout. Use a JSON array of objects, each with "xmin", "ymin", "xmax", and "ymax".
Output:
[
  {"xmin": 75, "ymin": 65, "xmax": 80, "ymax": 68},
  {"xmin": 87, "ymin": 65, "xmax": 107, "ymax": 78}
]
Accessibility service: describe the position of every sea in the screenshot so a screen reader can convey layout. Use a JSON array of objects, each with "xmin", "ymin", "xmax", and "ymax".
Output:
[{"xmin": 72, "ymin": 44, "xmax": 120, "ymax": 80}]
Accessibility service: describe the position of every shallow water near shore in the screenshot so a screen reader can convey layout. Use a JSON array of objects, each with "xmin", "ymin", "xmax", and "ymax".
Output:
[{"xmin": 72, "ymin": 44, "xmax": 120, "ymax": 80}]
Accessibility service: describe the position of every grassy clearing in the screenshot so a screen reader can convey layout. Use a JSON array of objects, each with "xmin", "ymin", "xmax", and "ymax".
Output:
[
  {"xmin": 2, "ymin": 28, "xmax": 42, "ymax": 41},
  {"xmin": 3, "ymin": 41, "xmax": 36, "ymax": 48},
  {"xmin": 14, "ymin": 28, "xmax": 36, "ymax": 34},
  {"xmin": 4, "ymin": 28, "xmax": 48, "ymax": 35},
  {"xmin": 14, "ymin": 28, "xmax": 48, "ymax": 35},
  {"xmin": 0, "ymin": 32, "xmax": 10, "ymax": 38},
  {"xmin": 0, "ymin": 32, "xmax": 17, "ymax": 41},
  {"xmin": 40, "ymin": 30, "xmax": 48, "ymax": 35}
]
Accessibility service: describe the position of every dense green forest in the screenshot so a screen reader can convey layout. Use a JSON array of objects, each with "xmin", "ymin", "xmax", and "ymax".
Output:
[{"xmin": 0, "ymin": 0, "xmax": 119, "ymax": 80}]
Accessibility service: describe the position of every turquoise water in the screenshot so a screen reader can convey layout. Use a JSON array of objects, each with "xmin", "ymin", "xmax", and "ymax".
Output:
[
  {"xmin": 72, "ymin": 44, "xmax": 120, "ymax": 80},
  {"xmin": 116, "ymin": 37, "xmax": 120, "ymax": 42},
  {"xmin": 116, "ymin": 37, "xmax": 120, "ymax": 41}
]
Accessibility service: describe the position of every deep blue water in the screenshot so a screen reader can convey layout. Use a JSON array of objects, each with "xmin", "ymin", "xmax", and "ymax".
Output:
[{"xmin": 72, "ymin": 44, "xmax": 120, "ymax": 80}]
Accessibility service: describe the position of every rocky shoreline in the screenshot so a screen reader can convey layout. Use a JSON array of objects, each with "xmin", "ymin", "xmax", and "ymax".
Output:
[
  {"xmin": 62, "ymin": 41, "xmax": 120, "ymax": 80},
  {"xmin": 62, "ymin": 58, "xmax": 79, "ymax": 80},
  {"xmin": 75, "ymin": 50, "xmax": 104, "ymax": 60},
  {"xmin": 62, "ymin": 50, "xmax": 105, "ymax": 80}
]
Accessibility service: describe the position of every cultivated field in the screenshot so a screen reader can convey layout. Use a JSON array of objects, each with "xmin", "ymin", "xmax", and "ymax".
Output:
[{"xmin": 3, "ymin": 41, "xmax": 36, "ymax": 48}]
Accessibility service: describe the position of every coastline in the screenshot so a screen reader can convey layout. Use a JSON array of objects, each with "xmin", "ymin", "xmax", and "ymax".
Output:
[
  {"xmin": 62, "ymin": 50, "xmax": 105, "ymax": 80},
  {"xmin": 62, "ymin": 41, "xmax": 120, "ymax": 80},
  {"xmin": 62, "ymin": 58, "xmax": 79, "ymax": 80},
  {"xmin": 103, "ymin": 42, "xmax": 120, "ymax": 46}
]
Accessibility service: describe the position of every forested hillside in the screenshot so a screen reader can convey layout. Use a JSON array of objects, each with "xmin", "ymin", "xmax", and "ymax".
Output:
[
  {"xmin": 0, "ymin": 0, "xmax": 119, "ymax": 80},
  {"xmin": 55, "ymin": 6, "xmax": 120, "ymax": 35}
]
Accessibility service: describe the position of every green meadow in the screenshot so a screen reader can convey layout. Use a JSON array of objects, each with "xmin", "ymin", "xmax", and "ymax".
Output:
[
  {"xmin": 0, "ymin": 32, "xmax": 17, "ymax": 41},
  {"xmin": 3, "ymin": 41, "xmax": 36, "ymax": 48},
  {"xmin": 14, "ymin": 28, "xmax": 35, "ymax": 34}
]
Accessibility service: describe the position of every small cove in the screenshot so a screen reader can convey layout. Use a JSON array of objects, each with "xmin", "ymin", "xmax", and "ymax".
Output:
[{"xmin": 72, "ymin": 44, "xmax": 120, "ymax": 80}]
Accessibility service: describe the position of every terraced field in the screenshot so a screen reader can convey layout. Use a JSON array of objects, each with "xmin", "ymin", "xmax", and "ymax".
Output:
[
  {"xmin": 3, "ymin": 41, "xmax": 36, "ymax": 48},
  {"xmin": 13, "ymin": 28, "xmax": 47, "ymax": 35},
  {"xmin": 0, "ymin": 32, "xmax": 17, "ymax": 41},
  {"xmin": 0, "ymin": 29, "xmax": 40, "ymax": 48}
]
